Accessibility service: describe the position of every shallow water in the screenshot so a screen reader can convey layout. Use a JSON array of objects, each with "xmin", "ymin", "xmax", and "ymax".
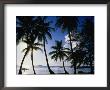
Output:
[{"xmin": 17, "ymin": 66, "xmax": 91, "ymax": 75}]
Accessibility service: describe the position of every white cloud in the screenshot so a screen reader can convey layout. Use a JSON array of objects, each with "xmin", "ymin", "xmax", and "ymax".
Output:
[{"xmin": 64, "ymin": 34, "xmax": 79, "ymax": 49}]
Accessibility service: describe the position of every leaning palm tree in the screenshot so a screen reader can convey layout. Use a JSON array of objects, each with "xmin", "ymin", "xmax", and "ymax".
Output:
[
  {"xmin": 18, "ymin": 38, "xmax": 43, "ymax": 74},
  {"xmin": 56, "ymin": 16, "xmax": 78, "ymax": 74},
  {"xmin": 49, "ymin": 40, "xmax": 69, "ymax": 74},
  {"xmin": 34, "ymin": 16, "xmax": 55, "ymax": 74},
  {"xmin": 16, "ymin": 16, "xmax": 41, "ymax": 74},
  {"xmin": 17, "ymin": 16, "xmax": 37, "ymax": 74}
]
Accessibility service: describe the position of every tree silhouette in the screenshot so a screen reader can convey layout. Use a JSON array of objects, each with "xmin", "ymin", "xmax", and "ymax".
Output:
[
  {"xmin": 81, "ymin": 17, "xmax": 94, "ymax": 74},
  {"xmin": 56, "ymin": 16, "xmax": 78, "ymax": 74},
  {"xmin": 49, "ymin": 40, "xmax": 69, "ymax": 74},
  {"xmin": 18, "ymin": 38, "xmax": 43, "ymax": 74},
  {"xmin": 17, "ymin": 16, "xmax": 43, "ymax": 74},
  {"xmin": 69, "ymin": 17, "xmax": 94, "ymax": 74},
  {"xmin": 34, "ymin": 16, "xmax": 55, "ymax": 74},
  {"xmin": 16, "ymin": 16, "xmax": 37, "ymax": 45},
  {"xmin": 66, "ymin": 47, "xmax": 86, "ymax": 72},
  {"xmin": 17, "ymin": 16, "xmax": 94, "ymax": 75}
]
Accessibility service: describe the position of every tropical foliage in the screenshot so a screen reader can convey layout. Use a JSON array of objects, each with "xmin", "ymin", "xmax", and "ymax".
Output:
[
  {"xmin": 18, "ymin": 38, "xmax": 43, "ymax": 74},
  {"xmin": 56, "ymin": 16, "xmax": 79, "ymax": 74},
  {"xmin": 16, "ymin": 16, "xmax": 94, "ymax": 74},
  {"xmin": 49, "ymin": 40, "xmax": 69, "ymax": 74}
]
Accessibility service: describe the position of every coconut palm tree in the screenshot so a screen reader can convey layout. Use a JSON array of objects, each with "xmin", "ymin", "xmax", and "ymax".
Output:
[
  {"xmin": 56, "ymin": 16, "xmax": 78, "ymax": 74},
  {"xmin": 16, "ymin": 16, "xmax": 42, "ymax": 74},
  {"xmin": 34, "ymin": 16, "xmax": 55, "ymax": 74},
  {"xmin": 49, "ymin": 40, "xmax": 69, "ymax": 74},
  {"xmin": 18, "ymin": 38, "xmax": 43, "ymax": 74}
]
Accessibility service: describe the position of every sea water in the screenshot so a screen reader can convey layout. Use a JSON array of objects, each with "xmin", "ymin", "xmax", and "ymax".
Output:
[{"xmin": 17, "ymin": 66, "xmax": 91, "ymax": 75}]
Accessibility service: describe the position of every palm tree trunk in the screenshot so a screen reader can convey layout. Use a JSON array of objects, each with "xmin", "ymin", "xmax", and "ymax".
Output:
[
  {"xmin": 68, "ymin": 31, "xmax": 76, "ymax": 74},
  {"xmin": 43, "ymin": 39, "xmax": 54, "ymax": 74},
  {"xmin": 63, "ymin": 61, "xmax": 68, "ymax": 74},
  {"xmin": 18, "ymin": 50, "xmax": 28, "ymax": 74},
  {"xmin": 31, "ymin": 48, "xmax": 36, "ymax": 74}
]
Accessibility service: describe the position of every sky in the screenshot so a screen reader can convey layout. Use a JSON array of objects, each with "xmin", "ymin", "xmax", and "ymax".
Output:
[{"xmin": 17, "ymin": 16, "xmax": 94, "ymax": 69}]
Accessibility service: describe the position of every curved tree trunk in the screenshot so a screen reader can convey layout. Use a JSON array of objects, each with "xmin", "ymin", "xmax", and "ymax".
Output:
[
  {"xmin": 31, "ymin": 48, "xmax": 36, "ymax": 74},
  {"xmin": 68, "ymin": 31, "xmax": 76, "ymax": 74},
  {"xmin": 43, "ymin": 39, "xmax": 54, "ymax": 74},
  {"xmin": 63, "ymin": 61, "xmax": 69, "ymax": 74},
  {"xmin": 18, "ymin": 50, "xmax": 28, "ymax": 74}
]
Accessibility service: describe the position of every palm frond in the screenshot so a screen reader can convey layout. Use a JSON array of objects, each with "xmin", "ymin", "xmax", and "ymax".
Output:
[
  {"xmin": 51, "ymin": 54, "xmax": 58, "ymax": 61},
  {"xmin": 46, "ymin": 31, "xmax": 52, "ymax": 40},
  {"xmin": 22, "ymin": 40, "xmax": 30, "ymax": 44},
  {"xmin": 49, "ymin": 51, "xmax": 56, "ymax": 55},
  {"xmin": 51, "ymin": 46, "xmax": 57, "ymax": 50},
  {"xmin": 22, "ymin": 47, "xmax": 30, "ymax": 57},
  {"xmin": 33, "ymin": 47, "xmax": 43, "ymax": 52},
  {"xmin": 34, "ymin": 42, "xmax": 43, "ymax": 46}
]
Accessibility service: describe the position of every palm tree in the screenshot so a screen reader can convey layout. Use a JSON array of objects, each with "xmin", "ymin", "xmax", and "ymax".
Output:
[
  {"xmin": 18, "ymin": 38, "xmax": 43, "ymax": 74},
  {"xmin": 66, "ymin": 48, "xmax": 85, "ymax": 70},
  {"xmin": 16, "ymin": 16, "xmax": 42, "ymax": 74},
  {"xmin": 81, "ymin": 17, "xmax": 94, "ymax": 74},
  {"xmin": 49, "ymin": 40, "xmax": 69, "ymax": 74},
  {"xmin": 16, "ymin": 16, "xmax": 36, "ymax": 45},
  {"xmin": 34, "ymin": 16, "xmax": 55, "ymax": 74},
  {"xmin": 56, "ymin": 16, "xmax": 78, "ymax": 74}
]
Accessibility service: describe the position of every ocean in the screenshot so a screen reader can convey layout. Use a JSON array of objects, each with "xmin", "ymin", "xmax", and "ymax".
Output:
[{"xmin": 17, "ymin": 66, "xmax": 91, "ymax": 75}]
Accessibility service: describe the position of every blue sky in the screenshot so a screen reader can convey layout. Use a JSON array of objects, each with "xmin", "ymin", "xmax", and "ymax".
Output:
[
  {"xmin": 17, "ymin": 16, "xmax": 94, "ymax": 68},
  {"xmin": 45, "ymin": 16, "xmax": 94, "ymax": 53}
]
